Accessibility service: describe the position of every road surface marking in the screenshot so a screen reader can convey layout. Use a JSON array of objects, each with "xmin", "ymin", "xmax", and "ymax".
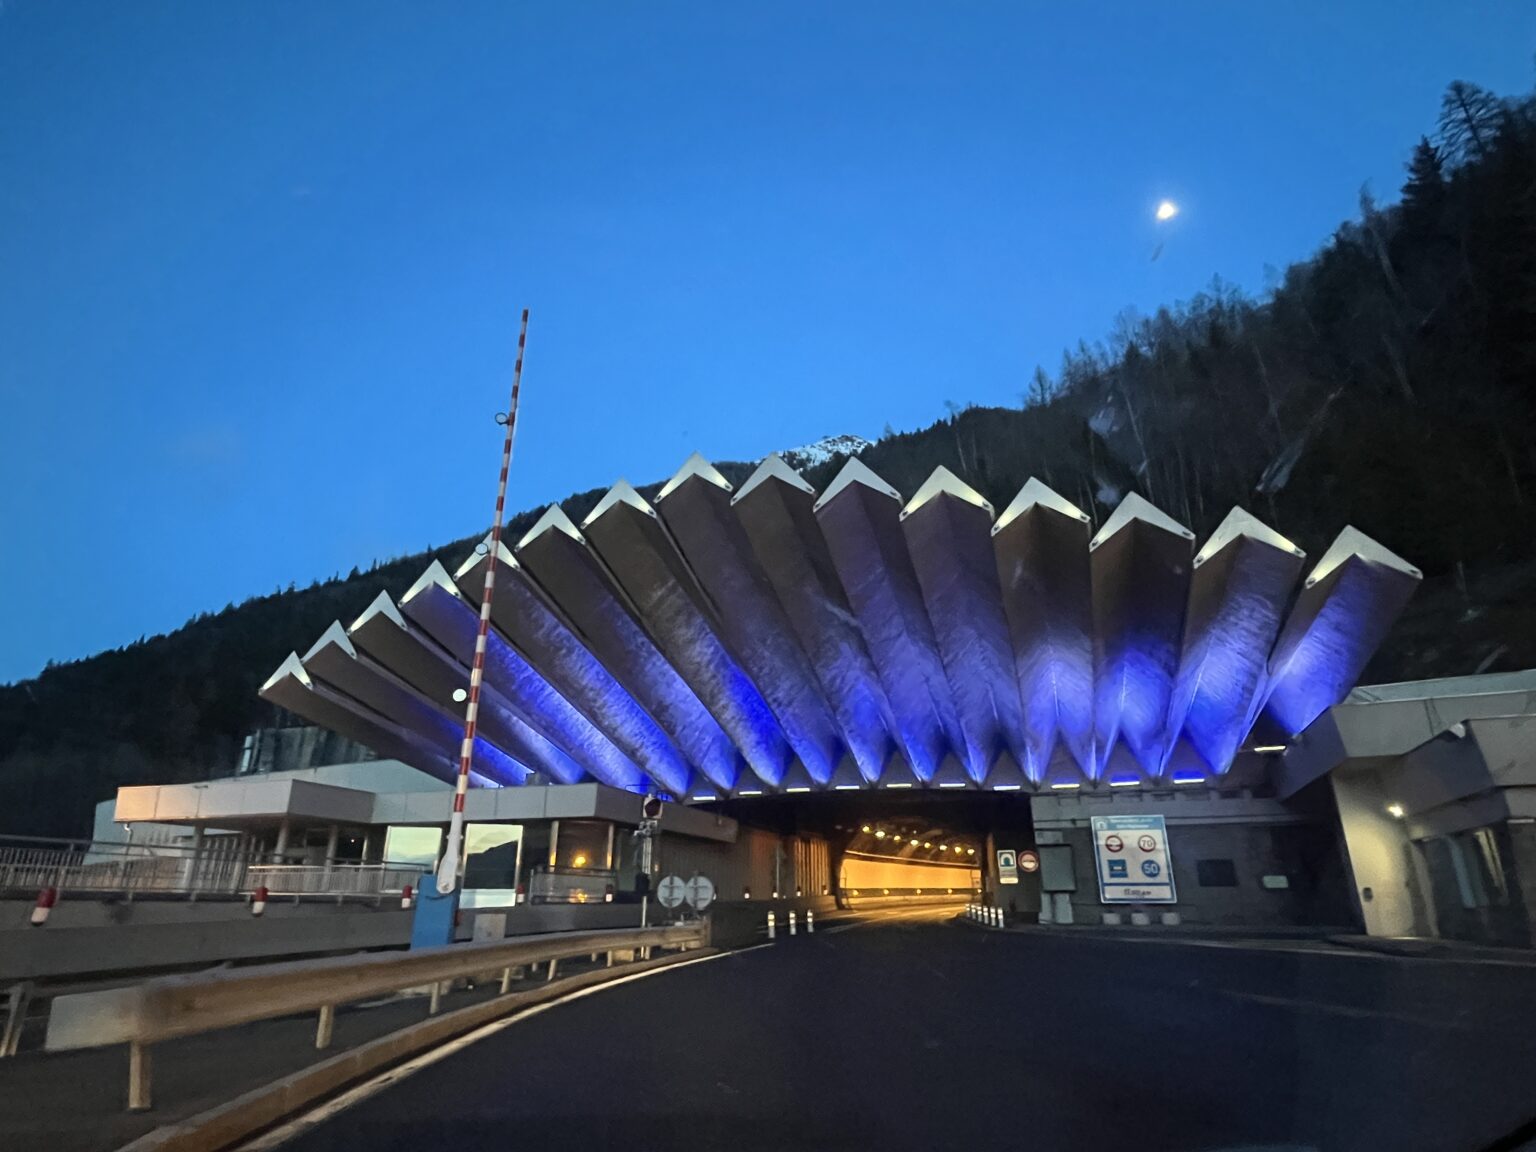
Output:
[{"xmin": 235, "ymin": 945, "xmax": 773, "ymax": 1151}]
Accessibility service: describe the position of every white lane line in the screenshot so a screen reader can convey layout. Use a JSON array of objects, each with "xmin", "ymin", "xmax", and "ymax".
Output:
[
  {"xmin": 1217, "ymin": 987, "xmax": 1472, "ymax": 1031},
  {"xmin": 236, "ymin": 945, "xmax": 773, "ymax": 1151}
]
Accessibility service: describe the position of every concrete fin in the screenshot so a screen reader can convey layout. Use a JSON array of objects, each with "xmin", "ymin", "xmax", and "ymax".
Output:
[
  {"xmin": 1090, "ymin": 492, "xmax": 1195, "ymax": 550},
  {"xmin": 581, "ymin": 479, "xmax": 656, "ymax": 528},
  {"xmin": 812, "ymin": 457, "xmax": 901, "ymax": 511},
  {"xmin": 731, "ymin": 453, "xmax": 815, "ymax": 505},
  {"xmin": 349, "ymin": 591, "xmax": 406, "ymax": 633},
  {"xmin": 899, "ymin": 465, "xmax": 994, "ymax": 521},
  {"xmin": 1194, "ymin": 507, "xmax": 1305, "ymax": 567},
  {"xmin": 656, "ymin": 452, "xmax": 733, "ymax": 502},
  {"xmin": 992, "ymin": 477, "xmax": 1091, "ymax": 536},
  {"xmin": 453, "ymin": 533, "xmax": 518, "ymax": 580},
  {"xmin": 301, "ymin": 620, "xmax": 357, "ymax": 663},
  {"xmin": 517, "ymin": 504, "xmax": 584, "ymax": 550},
  {"xmin": 260, "ymin": 652, "xmax": 311, "ymax": 692},
  {"xmin": 401, "ymin": 559, "xmax": 464, "ymax": 605},
  {"xmin": 1306, "ymin": 526, "xmax": 1422, "ymax": 588}
]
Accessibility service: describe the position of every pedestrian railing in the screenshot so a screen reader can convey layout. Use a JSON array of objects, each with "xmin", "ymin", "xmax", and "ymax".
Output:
[
  {"xmin": 241, "ymin": 863, "xmax": 418, "ymax": 898},
  {"xmin": 46, "ymin": 920, "xmax": 708, "ymax": 1112},
  {"xmin": 0, "ymin": 834, "xmax": 419, "ymax": 904},
  {"xmin": 525, "ymin": 865, "xmax": 617, "ymax": 904}
]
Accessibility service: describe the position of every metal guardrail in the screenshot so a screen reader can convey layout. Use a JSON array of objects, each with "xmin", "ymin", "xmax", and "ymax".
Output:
[{"xmin": 47, "ymin": 920, "xmax": 708, "ymax": 1111}]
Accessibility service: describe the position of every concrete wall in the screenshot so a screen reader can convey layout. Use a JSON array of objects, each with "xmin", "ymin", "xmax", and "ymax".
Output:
[
  {"xmin": 655, "ymin": 826, "xmax": 828, "ymax": 900},
  {"xmin": 839, "ymin": 854, "xmax": 980, "ymax": 893},
  {"xmin": 1, "ymin": 897, "xmax": 412, "ymax": 983},
  {"xmin": 1032, "ymin": 789, "xmax": 1354, "ymax": 929},
  {"xmin": 1332, "ymin": 770, "xmax": 1433, "ymax": 937}
]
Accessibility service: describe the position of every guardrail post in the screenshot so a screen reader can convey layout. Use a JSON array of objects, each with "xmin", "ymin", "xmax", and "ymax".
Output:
[
  {"xmin": 806, "ymin": 910, "xmax": 814, "ymax": 934},
  {"xmin": 128, "ymin": 1041, "xmax": 152, "ymax": 1112},
  {"xmin": 545, "ymin": 958, "xmax": 559, "ymax": 983},
  {"xmin": 2, "ymin": 981, "xmax": 32, "ymax": 1058},
  {"xmin": 428, "ymin": 982, "xmax": 443, "ymax": 1015},
  {"xmin": 766, "ymin": 911, "xmax": 776, "ymax": 940},
  {"xmin": 315, "ymin": 1004, "xmax": 335, "ymax": 1050},
  {"xmin": 499, "ymin": 967, "xmax": 513, "ymax": 994},
  {"xmin": 788, "ymin": 910, "xmax": 797, "ymax": 936}
]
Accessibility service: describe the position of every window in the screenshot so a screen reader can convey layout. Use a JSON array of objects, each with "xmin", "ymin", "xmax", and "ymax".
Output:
[{"xmin": 1196, "ymin": 859, "xmax": 1238, "ymax": 887}]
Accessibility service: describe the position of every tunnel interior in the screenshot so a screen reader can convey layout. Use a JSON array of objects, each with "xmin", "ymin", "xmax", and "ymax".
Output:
[{"xmin": 704, "ymin": 792, "xmax": 1034, "ymax": 907}]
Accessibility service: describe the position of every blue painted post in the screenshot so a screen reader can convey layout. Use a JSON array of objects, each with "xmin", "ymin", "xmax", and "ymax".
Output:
[{"xmin": 409, "ymin": 871, "xmax": 461, "ymax": 950}]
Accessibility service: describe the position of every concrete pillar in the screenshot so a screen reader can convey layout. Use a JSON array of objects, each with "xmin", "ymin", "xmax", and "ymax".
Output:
[
  {"xmin": 548, "ymin": 820, "xmax": 560, "ymax": 868},
  {"xmin": 272, "ymin": 819, "xmax": 291, "ymax": 864},
  {"xmin": 604, "ymin": 823, "xmax": 616, "ymax": 871},
  {"xmin": 324, "ymin": 824, "xmax": 340, "ymax": 865}
]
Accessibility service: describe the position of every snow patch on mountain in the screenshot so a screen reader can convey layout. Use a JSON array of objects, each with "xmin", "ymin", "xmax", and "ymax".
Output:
[{"xmin": 778, "ymin": 434, "xmax": 874, "ymax": 470}]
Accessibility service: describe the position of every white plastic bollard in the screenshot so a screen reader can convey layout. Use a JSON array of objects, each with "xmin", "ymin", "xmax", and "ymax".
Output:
[
  {"xmin": 250, "ymin": 885, "xmax": 268, "ymax": 918},
  {"xmin": 788, "ymin": 910, "xmax": 797, "ymax": 936},
  {"xmin": 806, "ymin": 909, "xmax": 814, "ymax": 933},
  {"xmin": 400, "ymin": 883, "xmax": 414, "ymax": 911},
  {"xmin": 30, "ymin": 887, "xmax": 56, "ymax": 927},
  {"xmin": 767, "ymin": 910, "xmax": 777, "ymax": 940}
]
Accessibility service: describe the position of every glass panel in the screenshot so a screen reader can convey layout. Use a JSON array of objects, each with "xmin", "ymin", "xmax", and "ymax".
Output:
[
  {"xmin": 464, "ymin": 823, "xmax": 522, "ymax": 890},
  {"xmin": 383, "ymin": 826, "xmax": 442, "ymax": 869},
  {"xmin": 554, "ymin": 820, "xmax": 610, "ymax": 871}
]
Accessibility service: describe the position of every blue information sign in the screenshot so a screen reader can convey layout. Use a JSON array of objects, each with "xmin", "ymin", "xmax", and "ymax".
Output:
[{"xmin": 1091, "ymin": 815, "xmax": 1176, "ymax": 904}]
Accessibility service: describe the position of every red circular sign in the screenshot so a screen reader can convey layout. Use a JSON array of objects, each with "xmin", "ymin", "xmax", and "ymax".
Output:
[
  {"xmin": 1137, "ymin": 834, "xmax": 1158, "ymax": 852},
  {"xmin": 1104, "ymin": 835, "xmax": 1124, "ymax": 853},
  {"xmin": 1019, "ymin": 849, "xmax": 1040, "ymax": 873}
]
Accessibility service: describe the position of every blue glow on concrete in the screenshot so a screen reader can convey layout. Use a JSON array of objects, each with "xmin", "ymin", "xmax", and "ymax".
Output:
[
  {"xmin": 477, "ymin": 626, "xmax": 642, "ymax": 790},
  {"xmin": 1094, "ymin": 638, "xmax": 1181, "ymax": 777},
  {"xmin": 1263, "ymin": 562, "xmax": 1411, "ymax": 737},
  {"xmin": 493, "ymin": 573, "xmax": 694, "ymax": 796}
]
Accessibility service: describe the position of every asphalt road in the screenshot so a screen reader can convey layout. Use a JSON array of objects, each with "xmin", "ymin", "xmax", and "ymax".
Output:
[{"xmin": 261, "ymin": 909, "xmax": 1536, "ymax": 1152}]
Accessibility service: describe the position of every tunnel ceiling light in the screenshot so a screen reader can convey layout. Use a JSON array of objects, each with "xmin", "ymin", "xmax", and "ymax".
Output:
[
  {"xmin": 861, "ymin": 825, "xmax": 872, "ymax": 833},
  {"xmin": 939, "ymin": 845, "xmax": 948, "ymax": 851},
  {"xmin": 967, "ymin": 848, "xmax": 976, "ymax": 855},
  {"xmin": 874, "ymin": 830, "xmax": 886, "ymax": 838},
  {"xmin": 909, "ymin": 838, "xmax": 919, "ymax": 846},
  {"xmin": 738, "ymin": 789, "xmax": 763, "ymax": 796},
  {"xmin": 923, "ymin": 842, "xmax": 932, "ymax": 848},
  {"xmin": 786, "ymin": 786, "xmax": 811, "ymax": 794},
  {"xmin": 938, "ymin": 782, "xmax": 967, "ymax": 789},
  {"xmin": 1171, "ymin": 773, "xmax": 1203, "ymax": 785},
  {"xmin": 1387, "ymin": 802, "xmax": 1405, "ymax": 819},
  {"xmin": 887, "ymin": 783, "xmax": 912, "ymax": 790},
  {"xmin": 1250, "ymin": 745, "xmax": 1287, "ymax": 754},
  {"xmin": 992, "ymin": 784, "xmax": 1021, "ymax": 792},
  {"xmin": 1050, "ymin": 781, "xmax": 1081, "ymax": 790},
  {"xmin": 834, "ymin": 784, "xmax": 862, "ymax": 791},
  {"xmin": 691, "ymin": 793, "xmax": 717, "ymax": 802},
  {"xmin": 1108, "ymin": 777, "xmax": 1139, "ymax": 788}
]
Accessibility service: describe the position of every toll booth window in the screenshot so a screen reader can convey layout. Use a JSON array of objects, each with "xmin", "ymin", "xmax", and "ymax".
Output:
[
  {"xmin": 464, "ymin": 823, "xmax": 521, "ymax": 889},
  {"xmin": 1196, "ymin": 859, "xmax": 1238, "ymax": 887},
  {"xmin": 554, "ymin": 820, "xmax": 610, "ymax": 871},
  {"xmin": 382, "ymin": 826, "xmax": 442, "ymax": 869}
]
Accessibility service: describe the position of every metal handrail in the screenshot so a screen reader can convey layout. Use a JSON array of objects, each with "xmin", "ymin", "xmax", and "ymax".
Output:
[{"xmin": 47, "ymin": 920, "xmax": 708, "ymax": 1110}]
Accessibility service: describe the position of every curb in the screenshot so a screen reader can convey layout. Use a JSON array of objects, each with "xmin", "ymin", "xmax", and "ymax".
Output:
[{"xmin": 114, "ymin": 948, "xmax": 717, "ymax": 1152}]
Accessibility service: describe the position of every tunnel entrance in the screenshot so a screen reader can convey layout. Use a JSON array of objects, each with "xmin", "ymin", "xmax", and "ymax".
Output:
[{"xmin": 704, "ymin": 791, "xmax": 1036, "ymax": 913}]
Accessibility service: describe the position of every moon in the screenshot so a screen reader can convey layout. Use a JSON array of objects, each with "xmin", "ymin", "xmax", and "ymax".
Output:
[{"xmin": 1156, "ymin": 200, "xmax": 1179, "ymax": 222}]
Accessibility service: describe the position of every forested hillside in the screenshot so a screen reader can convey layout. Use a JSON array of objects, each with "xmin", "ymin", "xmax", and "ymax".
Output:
[{"xmin": 4, "ymin": 80, "xmax": 1534, "ymax": 837}]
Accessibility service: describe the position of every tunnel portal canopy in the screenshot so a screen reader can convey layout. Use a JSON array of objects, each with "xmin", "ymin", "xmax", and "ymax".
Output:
[{"xmin": 262, "ymin": 455, "xmax": 1420, "ymax": 800}]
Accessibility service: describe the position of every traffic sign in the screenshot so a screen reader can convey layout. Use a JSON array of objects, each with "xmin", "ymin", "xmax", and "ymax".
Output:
[
  {"xmin": 656, "ymin": 874, "xmax": 686, "ymax": 909},
  {"xmin": 1091, "ymin": 815, "xmax": 1176, "ymax": 904},
  {"xmin": 1018, "ymin": 849, "xmax": 1040, "ymax": 874},
  {"xmin": 997, "ymin": 849, "xmax": 1019, "ymax": 885},
  {"xmin": 684, "ymin": 874, "xmax": 716, "ymax": 910}
]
